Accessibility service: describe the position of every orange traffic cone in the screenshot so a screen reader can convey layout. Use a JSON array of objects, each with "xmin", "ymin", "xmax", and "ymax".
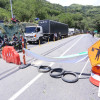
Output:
[{"xmin": 89, "ymin": 66, "xmax": 100, "ymax": 86}]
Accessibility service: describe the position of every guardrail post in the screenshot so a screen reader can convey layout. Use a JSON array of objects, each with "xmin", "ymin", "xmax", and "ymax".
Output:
[
  {"xmin": 39, "ymin": 40, "xmax": 40, "ymax": 46},
  {"xmin": 48, "ymin": 38, "xmax": 49, "ymax": 44},
  {"xmin": 26, "ymin": 43, "xmax": 27, "ymax": 49},
  {"xmin": 54, "ymin": 36, "xmax": 55, "ymax": 42},
  {"xmin": 62, "ymin": 36, "xmax": 63, "ymax": 39},
  {"xmin": 58, "ymin": 37, "xmax": 59, "ymax": 40}
]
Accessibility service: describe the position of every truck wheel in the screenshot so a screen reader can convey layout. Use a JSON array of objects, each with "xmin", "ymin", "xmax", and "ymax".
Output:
[
  {"xmin": 38, "ymin": 66, "xmax": 51, "ymax": 73},
  {"xmin": 50, "ymin": 68, "xmax": 64, "ymax": 78},
  {"xmin": 61, "ymin": 71, "xmax": 78, "ymax": 83},
  {"xmin": 28, "ymin": 41, "xmax": 32, "ymax": 44},
  {"xmin": 50, "ymin": 34, "xmax": 54, "ymax": 41}
]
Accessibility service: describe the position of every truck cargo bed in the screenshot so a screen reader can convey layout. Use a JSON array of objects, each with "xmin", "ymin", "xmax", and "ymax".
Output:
[{"xmin": 39, "ymin": 20, "xmax": 68, "ymax": 35}]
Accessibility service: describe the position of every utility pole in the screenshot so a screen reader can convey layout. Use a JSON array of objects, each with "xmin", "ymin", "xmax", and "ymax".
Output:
[{"xmin": 10, "ymin": 0, "xmax": 13, "ymax": 18}]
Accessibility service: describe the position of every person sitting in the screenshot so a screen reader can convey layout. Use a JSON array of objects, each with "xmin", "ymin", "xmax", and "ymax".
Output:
[
  {"xmin": 4, "ymin": 34, "xmax": 8, "ymax": 42},
  {"xmin": 0, "ymin": 34, "xmax": 9, "ymax": 48},
  {"xmin": 12, "ymin": 34, "xmax": 18, "ymax": 41},
  {"xmin": 12, "ymin": 34, "xmax": 18, "ymax": 49},
  {"xmin": 19, "ymin": 35, "xmax": 22, "ymax": 42}
]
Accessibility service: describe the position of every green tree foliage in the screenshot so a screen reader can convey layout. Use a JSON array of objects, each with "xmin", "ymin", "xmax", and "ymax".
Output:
[
  {"xmin": 0, "ymin": 8, "xmax": 10, "ymax": 21},
  {"xmin": 93, "ymin": 15, "xmax": 100, "ymax": 32},
  {"xmin": 0, "ymin": 0, "xmax": 9, "ymax": 9},
  {"xmin": 12, "ymin": 0, "xmax": 36, "ymax": 21},
  {"xmin": 0, "ymin": 0, "xmax": 100, "ymax": 31},
  {"xmin": 34, "ymin": 0, "xmax": 47, "ymax": 20},
  {"xmin": 58, "ymin": 13, "xmax": 74, "ymax": 27}
]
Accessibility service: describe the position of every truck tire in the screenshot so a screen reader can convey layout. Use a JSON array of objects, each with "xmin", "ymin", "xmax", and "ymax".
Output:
[
  {"xmin": 50, "ymin": 68, "xmax": 64, "ymax": 78},
  {"xmin": 28, "ymin": 41, "xmax": 32, "ymax": 44},
  {"xmin": 38, "ymin": 66, "xmax": 51, "ymax": 73},
  {"xmin": 61, "ymin": 71, "xmax": 78, "ymax": 83},
  {"xmin": 49, "ymin": 34, "xmax": 54, "ymax": 41}
]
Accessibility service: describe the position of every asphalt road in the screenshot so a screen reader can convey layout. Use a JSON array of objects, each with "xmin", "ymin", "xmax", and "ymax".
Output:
[{"xmin": 0, "ymin": 34, "xmax": 99, "ymax": 100}]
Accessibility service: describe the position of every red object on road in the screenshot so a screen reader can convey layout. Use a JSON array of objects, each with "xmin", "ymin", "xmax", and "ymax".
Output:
[
  {"xmin": 90, "ymin": 66, "xmax": 100, "ymax": 86},
  {"xmin": 2, "ymin": 46, "xmax": 21, "ymax": 65},
  {"xmin": 22, "ymin": 37, "xmax": 26, "ymax": 65}
]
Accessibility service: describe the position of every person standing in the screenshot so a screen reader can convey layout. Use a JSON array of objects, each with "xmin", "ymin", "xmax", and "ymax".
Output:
[{"xmin": 19, "ymin": 35, "xmax": 26, "ymax": 48}]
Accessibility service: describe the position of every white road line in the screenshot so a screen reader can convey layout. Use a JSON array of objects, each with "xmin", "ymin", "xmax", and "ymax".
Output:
[
  {"xmin": 9, "ymin": 73, "xmax": 43, "ymax": 100},
  {"xmin": 9, "ymin": 35, "xmax": 84, "ymax": 100},
  {"xmin": 78, "ymin": 59, "xmax": 89, "ymax": 78},
  {"xmin": 98, "ymin": 82, "xmax": 100, "ymax": 97},
  {"xmin": 61, "ymin": 35, "xmax": 84, "ymax": 56}
]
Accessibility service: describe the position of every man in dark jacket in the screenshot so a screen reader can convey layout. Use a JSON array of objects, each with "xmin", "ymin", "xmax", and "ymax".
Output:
[
  {"xmin": 0, "ymin": 34, "xmax": 9, "ymax": 48},
  {"xmin": 12, "ymin": 34, "xmax": 18, "ymax": 41}
]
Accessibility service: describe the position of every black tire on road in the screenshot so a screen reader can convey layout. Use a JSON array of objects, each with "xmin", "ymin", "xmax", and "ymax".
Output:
[
  {"xmin": 50, "ymin": 68, "xmax": 64, "ymax": 78},
  {"xmin": 61, "ymin": 71, "xmax": 78, "ymax": 83},
  {"xmin": 38, "ymin": 66, "xmax": 51, "ymax": 73}
]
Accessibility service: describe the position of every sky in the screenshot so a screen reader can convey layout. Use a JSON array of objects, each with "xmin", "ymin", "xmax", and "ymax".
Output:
[{"xmin": 46, "ymin": 0, "xmax": 100, "ymax": 6}]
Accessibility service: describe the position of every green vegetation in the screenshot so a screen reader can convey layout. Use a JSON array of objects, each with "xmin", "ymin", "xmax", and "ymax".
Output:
[{"xmin": 0, "ymin": 0, "xmax": 100, "ymax": 32}]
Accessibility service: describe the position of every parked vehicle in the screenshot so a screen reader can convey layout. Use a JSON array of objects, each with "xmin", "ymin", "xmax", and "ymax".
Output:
[
  {"xmin": 24, "ymin": 20, "xmax": 68, "ymax": 44},
  {"xmin": 68, "ymin": 28, "xmax": 80, "ymax": 36},
  {"xmin": 68, "ymin": 28, "xmax": 75, "ymax": 36}
]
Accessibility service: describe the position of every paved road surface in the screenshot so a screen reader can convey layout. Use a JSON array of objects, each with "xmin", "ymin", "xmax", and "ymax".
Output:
[{"xmin": 0, "ymin": 34, "xmax": 99, "ymax": 100}]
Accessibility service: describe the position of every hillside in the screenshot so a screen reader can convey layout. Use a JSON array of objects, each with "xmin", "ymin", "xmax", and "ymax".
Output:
[{"xmin": 0, "ymin": 0, "xmax": 100, "ymax": 32}]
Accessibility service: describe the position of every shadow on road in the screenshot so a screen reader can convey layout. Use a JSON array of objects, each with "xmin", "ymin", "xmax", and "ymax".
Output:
[{"xmin": 0, "ymin": 67, "xmax": 20, "ymax": 80}]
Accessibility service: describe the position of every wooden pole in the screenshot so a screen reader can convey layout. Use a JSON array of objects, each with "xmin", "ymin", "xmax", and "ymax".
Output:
[{"xmin": 62, "ymin": 36, "xmax": 63, "ymax": 39}]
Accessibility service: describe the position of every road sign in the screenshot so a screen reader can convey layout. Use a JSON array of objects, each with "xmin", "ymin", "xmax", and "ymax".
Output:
[{"xmin": 88, "ymin": 40, "xmax": 100, "ymax": 66}]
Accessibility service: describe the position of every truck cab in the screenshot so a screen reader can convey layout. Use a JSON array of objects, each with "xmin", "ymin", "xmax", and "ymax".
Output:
[{"xmin": 24, "ymin": 26, "xmax": 43, "ymax": 43}]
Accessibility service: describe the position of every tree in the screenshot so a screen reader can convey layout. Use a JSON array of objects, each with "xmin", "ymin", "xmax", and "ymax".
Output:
[{"xmin": 58, "ymin": 13, "xmax": 74, "ymax": 27}]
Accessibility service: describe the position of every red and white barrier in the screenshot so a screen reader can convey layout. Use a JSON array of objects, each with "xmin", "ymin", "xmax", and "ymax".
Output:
[{"xmin": 2, "ymin": 46, "xmax": 21, "ymax": 65}]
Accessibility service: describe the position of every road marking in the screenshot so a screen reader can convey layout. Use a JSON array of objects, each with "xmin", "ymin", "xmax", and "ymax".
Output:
[
  {"xmin": 9, "ymin": 73, "xmax": 43, "ymax": 100},
  {"xmin": 60, "ymin": 35, "xmax": 84, "ymax": 56},
  {"xmin": 9, "ymin": 62, "xmax": 54, "ymax": 100},
  {"xmin": 9, "ymin": 35, "xmax": 84, "ymax": 100},
  {"xmin": 78, "ymin": 59, "xmax": 89, "ymax": 78},
  {"xmin": 98, "ymin": 82, "xmax": 100, "ymax": 97}
]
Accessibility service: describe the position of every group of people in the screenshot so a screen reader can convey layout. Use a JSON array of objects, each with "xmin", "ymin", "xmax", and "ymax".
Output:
[{"xmin": 0, "ymin": 34, "xmax": 26, "ymax": 51}]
